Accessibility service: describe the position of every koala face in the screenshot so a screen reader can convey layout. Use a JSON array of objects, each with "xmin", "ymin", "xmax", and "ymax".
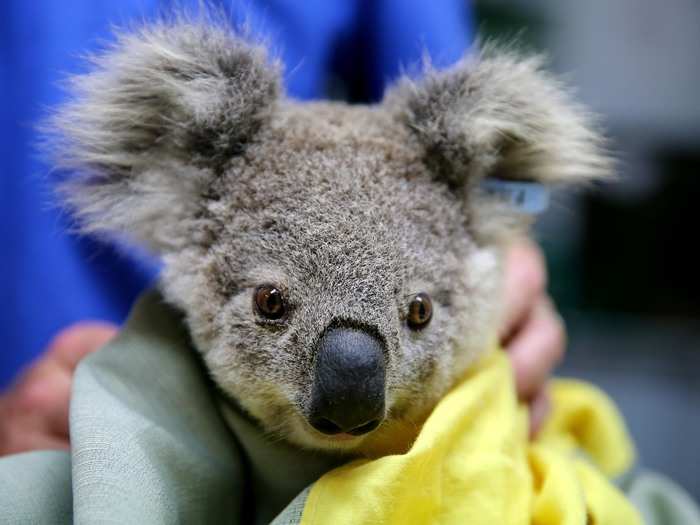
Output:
[
  {"xmin": 49, "ymin": 21, "xmax": 609, "ymax": 452},
  {"xmin": 160, "ymin": 103, "xmax": 502, "ymax": 450}
]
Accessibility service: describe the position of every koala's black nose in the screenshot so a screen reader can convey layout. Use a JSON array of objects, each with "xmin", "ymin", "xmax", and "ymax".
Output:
[{"xmin": 309, "ymin": 327, "xmax": 386, "ymax": 436}]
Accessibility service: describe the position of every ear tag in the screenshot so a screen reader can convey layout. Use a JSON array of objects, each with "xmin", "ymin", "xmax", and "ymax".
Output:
[{"xmin": 479, "ymin": 179, "xmax": 550, "ymax": 215}]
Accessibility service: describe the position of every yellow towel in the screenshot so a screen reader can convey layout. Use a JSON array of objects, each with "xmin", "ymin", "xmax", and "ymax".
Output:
[{"xmin": 300, "ymin": 348, "xmax": 641, "ymax": 525}]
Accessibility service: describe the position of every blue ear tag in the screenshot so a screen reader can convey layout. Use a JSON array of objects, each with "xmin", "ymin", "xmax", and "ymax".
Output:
[{"xmin": 479, "ymin": 179, "xmax": 550, "ymax": 215}]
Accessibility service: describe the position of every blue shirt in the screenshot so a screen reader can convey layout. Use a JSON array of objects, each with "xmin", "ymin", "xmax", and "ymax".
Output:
[{"xmin": 0, "ymin": 0, "xmax": 473, "ymax": 387}]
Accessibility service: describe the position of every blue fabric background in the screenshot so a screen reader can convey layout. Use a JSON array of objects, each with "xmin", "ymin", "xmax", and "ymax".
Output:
[{"xmin": 0, "ymin": 0, "xmax": 473, "ymax": 387}]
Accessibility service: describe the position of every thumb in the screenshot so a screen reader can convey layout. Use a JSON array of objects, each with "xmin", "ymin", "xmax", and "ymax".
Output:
[{"xmin": 47, "ymin": 322, "xmax": 119, "ymax": 372}]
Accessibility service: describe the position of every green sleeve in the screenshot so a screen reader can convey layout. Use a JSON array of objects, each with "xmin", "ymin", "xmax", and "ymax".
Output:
[{"xmin": 627, "ymin": 470, "xmax": 700, "ymax": 525}]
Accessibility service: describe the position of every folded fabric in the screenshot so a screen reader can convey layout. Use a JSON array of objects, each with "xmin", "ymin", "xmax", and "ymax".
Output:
[
  {"xmin": 290, "ymin": 349, "xmax": 639, "ymax": 525},
  {"xmin": 1, "ymin": 290, "xmax": 698, "ymax": 524}
]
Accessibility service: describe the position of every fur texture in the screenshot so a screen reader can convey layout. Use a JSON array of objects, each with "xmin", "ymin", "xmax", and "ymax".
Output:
[
  {"xmin": 49, "ymin": 20, "xmax": 280, "ymax": 252},
  {"xmin": 47, "ymin": 19, "xmax": 610, "ymax": 453}
]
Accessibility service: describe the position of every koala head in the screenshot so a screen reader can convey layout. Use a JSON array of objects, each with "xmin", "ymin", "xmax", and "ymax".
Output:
[{"xmin": 49, "ymin": 20, "xmax": 610, "ymax": 453}]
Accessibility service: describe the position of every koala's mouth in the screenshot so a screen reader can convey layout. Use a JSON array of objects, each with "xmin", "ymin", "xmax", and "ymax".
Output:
[
  {"xmin": 307, "ymin": 418, "xmax": 382, "ymax": 440},
  {"xmin": 296, "ymin": 409, "xmax": 425, "ymax": 457},
  {"xmin": 295, "ymin": 415, "xmax": 384, "ymax": 451},
  {"xmin": 307, "ymin": 425, "xmax": 368, "ymax": 443},
  {"xmin": 310, "ymin": 415, "xmax": 383, "ymax": 436}
]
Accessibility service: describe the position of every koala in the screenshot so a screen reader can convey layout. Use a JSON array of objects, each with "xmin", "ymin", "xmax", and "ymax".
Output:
[{"xmin": 48, "ymin": 19, "xmax": 609, "ymax": 455}]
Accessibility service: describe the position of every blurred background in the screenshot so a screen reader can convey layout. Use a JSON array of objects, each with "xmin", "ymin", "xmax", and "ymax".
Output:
[{"xmin": 1, "ymin": 0, "xmax": 698, "ymax": 499}]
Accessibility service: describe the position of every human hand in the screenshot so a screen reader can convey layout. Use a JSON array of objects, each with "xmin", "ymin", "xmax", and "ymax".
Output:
[
  {"xmin": 0, "ymin": 322, "xmax": 117, "ymax": 456},
  {"xmin": 500, "ymin": 239, "xmax": 566, "ymax": 437}
]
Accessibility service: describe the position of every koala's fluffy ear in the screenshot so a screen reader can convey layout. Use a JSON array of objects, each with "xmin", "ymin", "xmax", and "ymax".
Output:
[
  {"xmin": 388, "ymin": 47, "xmax": 612, "ymax": 241},
  {"xmin": 48, "ymin": 19, "xmax": 280, "ymax": 252}
]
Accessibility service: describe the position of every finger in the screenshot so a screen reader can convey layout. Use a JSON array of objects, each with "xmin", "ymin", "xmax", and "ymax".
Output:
[
  {"xmin": 1, "ymin": 426, "xmax": 70, "ymax": 456},
  {"xmin": 507, "ymin": 298, "xmax": 566, "ymax": 400},
  {"xmin": 14, "ymin": 359, "xmax": 74, "ymax": 438},
  {"xmin": 528, "ymin": 388, "xmax": 551, "ymax": 439},
  {"xmin": 500, "ymin": 238, "xmax": 547, "ymax": 342},
  {"xmin": 47, "ymin": 322, "xmax": 118, "ymax": 371}
]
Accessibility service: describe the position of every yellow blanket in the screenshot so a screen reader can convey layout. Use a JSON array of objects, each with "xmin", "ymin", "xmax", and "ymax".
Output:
[{"xmin": 300, "ymin": 349, "xmax": 641, "ymax": 525}]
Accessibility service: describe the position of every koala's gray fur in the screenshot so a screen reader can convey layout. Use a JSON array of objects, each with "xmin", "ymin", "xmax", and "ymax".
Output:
[{"xmin": 47, "ymin": 17, "xmax": 610, "ymax": 454}]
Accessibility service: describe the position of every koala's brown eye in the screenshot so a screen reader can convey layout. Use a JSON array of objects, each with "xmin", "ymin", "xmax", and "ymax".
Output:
[
  {"xmin": 254, "ymin": 285, "xmax": 285, "ymax": 320},
  {"xmin": 407, "ymin": 293, "xmax": 433, "ymax": 330}
]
